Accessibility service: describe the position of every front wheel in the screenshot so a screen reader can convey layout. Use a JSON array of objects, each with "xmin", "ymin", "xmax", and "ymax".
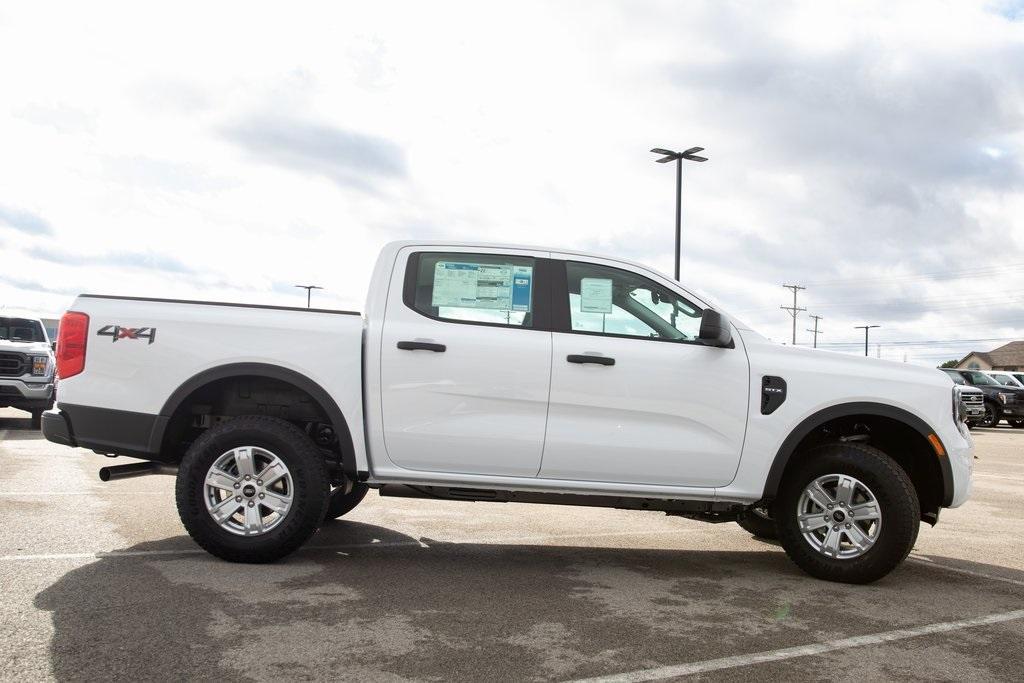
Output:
[
  {"xmin": 29, "ymin": 409, "xmax": 43, "ymax": 429},
  {"xmin": 736, "ymin": 505, "xmax": 777, "ymax": 539},
  {"xmin": 175, "ymin": 415, "xmax": 330, "ymax": 563},
  {"xmin": 1009, "ymin": 419, "xmax": 1024, "ymax": 429},
  {"xmin": 776, "ymin": 442, "xmax": 919, "ymax": 584},
  {"xmin": 325, "ymin": 482, "xmax": 369, "ymax": 520},
  {"xmin": 979, "ymin": 402, "xmax": 1001, "ymax": 428}
]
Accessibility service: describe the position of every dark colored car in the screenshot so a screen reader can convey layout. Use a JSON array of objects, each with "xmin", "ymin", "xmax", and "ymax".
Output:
[{"xmin": 942, "ymin": 369, "xmax": 1024, "ymax": 428}]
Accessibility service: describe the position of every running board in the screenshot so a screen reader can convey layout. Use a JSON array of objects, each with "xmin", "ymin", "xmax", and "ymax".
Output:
[
  {"xmin": 99, "ymin": 462, "xmax": 178, "ymax": 481},
  {"xmin": 376, "ymin": 484, "xmax": 743, "ymax": 521}
]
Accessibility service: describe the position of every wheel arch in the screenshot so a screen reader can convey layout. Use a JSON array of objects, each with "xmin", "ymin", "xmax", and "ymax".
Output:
[
  {"xmin": 762, "ymin": 402, "xmax": 954, "ymax": 516},
  {"xmin": 155, "ymin": 362, "xmax": 357, "ymax": 480}
]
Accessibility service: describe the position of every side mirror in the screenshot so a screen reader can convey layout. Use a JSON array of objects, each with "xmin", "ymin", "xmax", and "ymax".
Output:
[{"xmin": 698, "ymin": 309, "xmax": 732, "ymax": 347}]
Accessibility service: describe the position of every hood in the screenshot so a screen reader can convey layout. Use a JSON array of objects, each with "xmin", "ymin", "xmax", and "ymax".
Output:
[
  {"xmin": 739, "ymin": 332, "xmax": 951, "ymax": 391},
  {"xmin": 0, "ymin": 339, "xmax": 53, "ymax": 355}
]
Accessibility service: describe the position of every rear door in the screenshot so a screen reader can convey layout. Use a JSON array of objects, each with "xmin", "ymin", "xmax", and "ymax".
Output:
[
  {"xmin": 378, "ymin": 247, "xmax": 553, "ymax": 477},
  {"xmin": 539, "ymin": 256, "xmax": 750, "ymax": 487}
]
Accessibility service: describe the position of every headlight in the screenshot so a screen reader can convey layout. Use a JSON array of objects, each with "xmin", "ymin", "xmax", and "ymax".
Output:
[
  {"xmin": 31, "ymin": 356, "xmax": 49, "ymax": 376},
  {"xmin": 952, "ymin": 386, "xmax": 964, "ymax": 423},
  {"xmin": 998, "ymin": 392, "xmax": 1010, "ymax": 403}
]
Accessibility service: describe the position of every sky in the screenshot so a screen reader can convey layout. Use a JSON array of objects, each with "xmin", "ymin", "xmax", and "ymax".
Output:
[{"xmin": 1, "ymin": 0, "xmax": 1023, "ymax": 365}]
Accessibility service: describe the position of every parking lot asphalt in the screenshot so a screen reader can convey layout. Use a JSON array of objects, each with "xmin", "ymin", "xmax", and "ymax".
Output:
[{"xmin": 2, "ymin": 407, "xmax": 1023, "ymax": 682}]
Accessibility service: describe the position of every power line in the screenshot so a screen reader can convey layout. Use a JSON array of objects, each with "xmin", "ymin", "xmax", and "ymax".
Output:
[
  {"xmin": 808, "ymin": 336, "xmax": 1020, "ymax": 347},
  {"xmin": 780, "ymin": 284, "xmax": 806, "ymax": 345},
  {"xmin": 803, "ymin": 263, "xmax": 1024, "ymax": 287}
]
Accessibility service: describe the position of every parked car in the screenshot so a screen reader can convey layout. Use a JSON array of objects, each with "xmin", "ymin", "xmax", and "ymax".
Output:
[
  {"xmin": 951, "ymin": 382, "xmax": 985, "ymax": 428},
  {"xmin": 42, "ymin": 241, "xmax": 974, "ymax": 584},
  {"xmin": 0, "ymin": 313, "xmax": 55, "ymax": 428},
  {"xmin": 984, "ymin": 370, "xmax": 1024, "ymax": 388},
  {"xmin": 942, "ymin": 369, "xmax": 1024, "ymax": 428}
]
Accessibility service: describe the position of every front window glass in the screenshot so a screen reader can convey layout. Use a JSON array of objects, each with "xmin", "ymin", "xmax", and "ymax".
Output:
[
  {"xmin": 965, "ymin": 371, "xmax": 999, "ymax": 385},
  {"xmin": 0, "ymin": 317, "xmax": 46, "ymax": 342},
  {"xmin": 410, "ymin": 252, "xmax": 535, "ymax": 327},
  {"xmin": 942, "ymin": 369, "xmax": 965, "ymax": 385},
  {"xmin": 990, "ymin": 373, "xmax": 1014, "ymax": 385},
  {"xmin": 565, "ymin": 261, "xmax": 702, "ymax": 341}
]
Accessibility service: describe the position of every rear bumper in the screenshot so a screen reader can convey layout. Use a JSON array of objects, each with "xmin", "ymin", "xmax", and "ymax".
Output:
[{"xmin": 42, "ymin": 403, "xmax": 168, "ymax": 459}]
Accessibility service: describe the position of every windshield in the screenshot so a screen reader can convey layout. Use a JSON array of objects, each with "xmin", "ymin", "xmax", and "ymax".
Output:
[
  {"xmin": 964, "ymin": 371, "xmax": 1000, "ymax": 386},
  {"xmin": 942, "ymin": 369, "xmax": 965, "ymax": 385},
  {"xmin": 0, "ymin": 317, "xmax": 47, "ymax": 343}
]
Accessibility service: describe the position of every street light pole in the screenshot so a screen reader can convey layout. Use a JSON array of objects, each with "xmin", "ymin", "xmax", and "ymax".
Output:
[
  {"xmin": 854, "ymin": 325, "xmax": 880, "ymax": 356},
  {"xmin": 294, "ymin": 284, "xmax": 323, "ymax": 309},
  {"xmin": 651, "ymin": 146, "xmax": 707, "ymax": 281}
]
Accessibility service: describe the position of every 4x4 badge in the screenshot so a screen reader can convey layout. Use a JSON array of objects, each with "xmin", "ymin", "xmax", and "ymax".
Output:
[{"xmin": 97, "ymin": 325, "xmax": 156, "ymax": 344}]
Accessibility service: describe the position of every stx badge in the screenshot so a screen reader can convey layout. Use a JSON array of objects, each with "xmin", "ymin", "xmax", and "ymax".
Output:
[{"xmin": 97, "ymin": 325, "xmax": 157, "ymax": 344}]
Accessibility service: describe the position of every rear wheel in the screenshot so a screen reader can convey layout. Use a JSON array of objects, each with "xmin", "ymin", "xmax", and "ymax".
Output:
[
  {"xmin": 175, "ymin": 416, "xmax": 330, "ymax": 563},
  {"xmin": 736, "ymin": 504, "xmax": 777, "ymax": 539},
  {"xmin": 776, "ymin": 442, "xmax": 919, "ymax": 584},
  {"xmin": 325, "ymin": 482, "xmax": 369, "ymax": 520}
]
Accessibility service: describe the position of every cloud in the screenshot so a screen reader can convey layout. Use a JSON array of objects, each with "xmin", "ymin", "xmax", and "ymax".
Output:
[
  {"xmin": 0, "ymin": 204, "xmax": 53, "ymax": 235},
  {"xmin": 26, "ymin": 246, "xmax": 196, "ymax": 273},
  {"xmin": 221, "ymin": 115, "xmax": 406, "ymax": 192},
  {"xmin": 0, "ymin": 275, "xmax": 79, "ymax": 296}
]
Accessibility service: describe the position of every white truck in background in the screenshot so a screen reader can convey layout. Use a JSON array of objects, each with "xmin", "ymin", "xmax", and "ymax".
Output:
[
  {"xmin": 0, "ymin": 312, "xmax": 55, "ymax": 427},
  {"xmin": 44, "ymin": 241, "xmax": 973, "ymax": 583}
]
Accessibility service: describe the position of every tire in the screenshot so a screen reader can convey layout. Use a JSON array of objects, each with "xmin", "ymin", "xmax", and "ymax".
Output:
[
  {"xmin": 325, "ymin": 482, "xmax": 369, "ymax": 520},
  {"xmin": 29, "ymin": 410, "xmax": 42, "ymax": 430},
  {"xmin": 776, "ymin": 442, "xmax": 920, "ymax": 584},
  {"xmin": 979, "ymin": 402, "xmax": 1000, "ymax": 428},
  {"xmin": 736, "ymin": 505, "xmax": 777, "ymax": 539},
  {"xmin": 1010, "ymin": 419, "xmax": 1024, "ymax": 429},
  {"xmin": 175, "ymin": 415, "xmax": 330, "ymax": 563}
]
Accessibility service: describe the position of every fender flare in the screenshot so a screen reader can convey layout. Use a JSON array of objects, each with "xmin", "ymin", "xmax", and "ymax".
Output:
[
  {"xmin": 761, "ymin": 402, "xmax": 953, "ymax": 507},
  {"xmin": 156, "ymin": 362, "xmax": 357, "ymax": 480}
]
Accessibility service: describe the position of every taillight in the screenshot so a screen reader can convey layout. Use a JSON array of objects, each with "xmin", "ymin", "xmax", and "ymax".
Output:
[{"xmin": 56, "ymin": 311, "xmax": 89, "ymax": 379}]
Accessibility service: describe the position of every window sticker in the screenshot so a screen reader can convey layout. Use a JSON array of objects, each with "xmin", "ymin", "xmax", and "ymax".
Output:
[
  {"xmin": 431, "ymin": 261, "xmax": 533, "ymax": 312},
  {"xmin": 579, "ymin": 277, "xmax": 613, "ymax": 313}
]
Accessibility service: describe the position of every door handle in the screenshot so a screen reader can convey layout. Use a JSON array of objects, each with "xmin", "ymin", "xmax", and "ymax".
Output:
[
  {"xmin": 567, "ymin": 354, "xmax": 614, "ymax": 366},
  {"xmin": 397, "ymin": 341, "xmax": 446, "ymax": 352}
]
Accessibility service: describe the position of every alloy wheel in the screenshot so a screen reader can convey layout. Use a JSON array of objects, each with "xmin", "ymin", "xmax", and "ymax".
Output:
[
  {"xmin": 204, "ymin": 446, "xmax": 293, "ymax": 536},
  {"xmin": 796, "ymin": 473, "xmax": 882, "ymax": 560}
]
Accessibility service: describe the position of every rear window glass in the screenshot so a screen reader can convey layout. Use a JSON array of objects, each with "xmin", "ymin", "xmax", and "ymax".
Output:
[{"xmin": 408, "ymin": 252, "xmax": 536, "ymax": 328}]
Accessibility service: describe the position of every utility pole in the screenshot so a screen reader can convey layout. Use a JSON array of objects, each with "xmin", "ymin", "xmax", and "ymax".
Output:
[
  {"xmin": 806, "ymin": 314, "xmax": 823, "ymax": 348},
  {"xmin": 854, "ymin": 324, "xmax": 880, "ymax": 356},
  {"xmin": 780, "ymin": 284, "xmax": 806, "ymax": 345},
  {"xmin": 294, "ymin": 284, "xmax": 323, "ymax": 308},
  {"xmin": 650, "ymin": 146, "xmax": 708, "ymax": 280}
]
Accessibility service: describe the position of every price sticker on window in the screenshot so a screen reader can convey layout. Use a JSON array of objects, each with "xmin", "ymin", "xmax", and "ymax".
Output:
[{"xmin": 580, "ymin": 277, "xmax": 613, "ymax": 313}]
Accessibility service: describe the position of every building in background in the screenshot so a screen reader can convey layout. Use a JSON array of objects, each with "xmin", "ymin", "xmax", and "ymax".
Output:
[{"xmin": 955, "ymin": 341, "xmax": 1024, "ymax": 371}]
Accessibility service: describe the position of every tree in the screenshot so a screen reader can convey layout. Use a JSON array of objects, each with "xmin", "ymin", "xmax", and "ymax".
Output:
[{"xmin": 939, "ymin": 360, "xmax": 959, "ymax": 368}]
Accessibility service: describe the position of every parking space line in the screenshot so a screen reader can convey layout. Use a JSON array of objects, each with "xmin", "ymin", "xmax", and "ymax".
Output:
[
  {"xmin": 909, "ymin": 555, "xmax": 1024, "ymax": 589},
  {"xmin": 566, "ymin": 609, "xmax": 1024, "ymax": 683}
]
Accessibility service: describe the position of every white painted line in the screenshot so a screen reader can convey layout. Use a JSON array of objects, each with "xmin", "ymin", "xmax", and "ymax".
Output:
[
  {"xmin": 566, "ymin": 609, "xmax": 1024, "ymax": 683},
  {"xmin": 909, "ymin": 555, "xmax": 1024, "ymax": 589}
]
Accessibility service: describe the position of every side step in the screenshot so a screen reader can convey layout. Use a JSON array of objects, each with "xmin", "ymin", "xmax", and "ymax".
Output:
[
  {"xmin": 99, "ymin": 462, "xmax": 178, "ymax": 481},
  {"xmin": 377, "ymin": 484, "xmax": 744, "ymax": 521}
]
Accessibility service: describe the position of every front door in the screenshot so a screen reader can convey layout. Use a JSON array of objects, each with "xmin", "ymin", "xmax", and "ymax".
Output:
[
  {"xmin": 379, "ymin": 248, "xmax": 552, "ymax": 477},
  {"xmin": 539, "ymin": 256, "xmax": 750, "ymax": 487}
]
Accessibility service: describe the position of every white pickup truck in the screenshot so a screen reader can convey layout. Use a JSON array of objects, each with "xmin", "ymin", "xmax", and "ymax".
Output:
[{"xmin": 43, "ymin": 241, "xmax": 973, "ymax": 583}]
